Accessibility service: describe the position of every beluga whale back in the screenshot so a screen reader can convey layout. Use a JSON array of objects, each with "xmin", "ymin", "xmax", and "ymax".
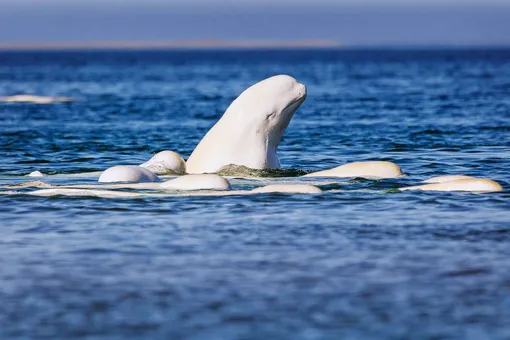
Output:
[{"xmin": 186, "ymin": 75, "xmax": 307, "ymax": 174}]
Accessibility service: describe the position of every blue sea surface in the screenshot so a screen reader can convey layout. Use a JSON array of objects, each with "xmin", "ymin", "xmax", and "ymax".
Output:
[{"xmin": 0, "ymin": 49, "xmax": 510, "ymax": 339}]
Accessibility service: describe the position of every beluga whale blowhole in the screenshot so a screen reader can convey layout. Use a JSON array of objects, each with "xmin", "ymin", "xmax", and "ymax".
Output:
[{"xmin": 186, "ymin": 75, "xmax": 307, "ymax": 174}]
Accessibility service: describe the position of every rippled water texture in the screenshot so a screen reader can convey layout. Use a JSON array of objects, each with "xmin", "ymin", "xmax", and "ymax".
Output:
[{"xmin": 1, "ymin": 49, "xmax": 510, "ymax": 339}]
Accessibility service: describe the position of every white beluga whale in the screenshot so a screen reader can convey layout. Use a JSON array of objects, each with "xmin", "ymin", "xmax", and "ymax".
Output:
[
  {"xmin": 1, "ymin": 95, "xmax": 74, "ymax": 104},
  {"xmin": 15, "ymin": 184, "xmax": 323, "ymax": 198},
  {"xmin": 28, "ymin": 188, "xmax": 143, "ymax": 198},
  {"xmin": 400, "ymin": 175, "xmax": 503, "ymax": 193},
  {"xmin": 17, "ymin": 174, "xmax": 232, "ymax": 191},
  {"xmin": 304, "ymin": 161, "xmax": 403, "ymax": 179},
  {"xmin": 251, "ymin": 184, "xmax": 323, "ymax": 194},
  {"xmin": 27, "ymin": 170, "xmax": 46, "ymax": 177},
  {"xmin": 421, "ymin": 175, "xmax": 475, "ymax": 183},
  {"xmin": 186, "ymin": 75, "xmax": 307, "ymax": 174},
  {"xmin": 140, "ymin": 150, "xmax": 186, "ymax": 175},
  {"xmin": 98, "ymin": 166, "xmax": 160, "ymax": 183},
  {"xmin": 6, "ymin": 180, "xmax": 324, "ymax": 198},
  {"xmin": 161, "ymin": 174, "xmax": 231, "ymax": 191}
]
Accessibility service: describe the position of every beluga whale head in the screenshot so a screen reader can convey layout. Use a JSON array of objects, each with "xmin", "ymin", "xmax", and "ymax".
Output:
[
  {"xmin": 186, "ymin": 75, "xmax": 307, "ymax": 174},
  {"xmin": 225, "ymin": 74, "xmax": 307, "ymax": 146}
]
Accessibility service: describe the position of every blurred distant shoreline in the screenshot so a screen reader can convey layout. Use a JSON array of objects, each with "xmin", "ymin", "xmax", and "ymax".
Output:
[
  {"xmin": 0, "ymin": 40, "xmax": 343, "ymax": 51},
  {"xmin": 0, "ymin": 41, "xmax": 508, "ymax": 51}
]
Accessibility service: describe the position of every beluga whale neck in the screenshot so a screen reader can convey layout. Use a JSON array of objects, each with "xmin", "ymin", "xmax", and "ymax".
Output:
[{"xmin": 186, "ymin": 75, "xmax": 307, "ymax": 174}]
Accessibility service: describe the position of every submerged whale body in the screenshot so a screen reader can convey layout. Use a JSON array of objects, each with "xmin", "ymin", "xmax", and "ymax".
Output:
[
  {"xmin": 401, "ymin": 177, "xmax": 503, "ymax": 192},
  {"xmin": 161, "ymin": 174, "xmax": 231, "ymax": 191},
  {"xmin": 304, "ymin": 161, "xmax": 403, "ymax": 179},
  {"xmin": 98, "ymin": 166, "xmax": 160, "ymax": 183},
  {"xmin": 186, "ymin": 75, "xmax": 307, "ymax": 174},
  {"xmin": 20, "ymin": 183, "xmax": 323, "ymax": 197},
  {"xmin": 422, "ymin": 175, "xmax": 475, "ymax": 183},
  {"xmin": 251, "ymin": 184, "xmax": 323, "ymax": 194}
]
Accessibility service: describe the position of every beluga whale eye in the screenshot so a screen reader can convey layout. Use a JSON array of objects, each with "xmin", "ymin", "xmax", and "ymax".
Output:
[
  {"xmin": 185, "ymin": 74, "xmax": 307, "ymax": 174},
  {"xmin": 266, "ymin": 109, "xmax": 277, "ymax": 118}
]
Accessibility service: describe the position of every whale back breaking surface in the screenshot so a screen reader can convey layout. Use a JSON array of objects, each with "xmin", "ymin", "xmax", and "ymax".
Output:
[
  {"xmin": 0, "ymin": 95, "xmax": 74, "ymax": 104},
  {"xmin": 98, "ymin": 166, "xmax": 160, "ymax": 183},
  {"xmin": 161, "ymin": 174, "xmax": 232, "ymax": 191},
  {"xmin": 400, "ymin": 178, "xmax": 503, "ymax": 192},
  {"xmin": 139, "ymin": 150, "xmax": 186, "ymax": 175},
  {"xmin": 186, "ymin": 75, "xmax": 307, "ymax": 174},
  {"xmin": 304, "ymin": 161, "xmax": 404, "ymax": 179}
]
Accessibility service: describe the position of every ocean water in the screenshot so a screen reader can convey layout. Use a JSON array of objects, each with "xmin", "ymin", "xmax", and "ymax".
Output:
[{"xmin": 0, "ymin": 49, "xmax": 510, "ymax": 339}]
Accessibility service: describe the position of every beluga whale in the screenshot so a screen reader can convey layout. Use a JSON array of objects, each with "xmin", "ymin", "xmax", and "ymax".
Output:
[
  {"xmin": 0, "ymin": 95, "xmax": 74, "ymax": 104},
  {"xmin": 98, "ymin": 166, "xmax": 160, "ymax": 183},
  {"xmin": 400, "ymin": 176, "xmax": 503, "ymax": 192},
  {"xmin": 186, "ymin": 75, "xmax": 307, "ymax": 174},
  {"xmin": 140, "ymin": 150, "xmax": 186, "ymax": 175},
  {"xmin": 304, "ymin": 161, "xmax": 403, "ymax": 179}
]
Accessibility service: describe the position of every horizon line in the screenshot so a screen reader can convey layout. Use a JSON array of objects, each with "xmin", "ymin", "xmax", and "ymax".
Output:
[{"xmin": 0, "ymin": 40, "xmax": 509, "ymax": 51}]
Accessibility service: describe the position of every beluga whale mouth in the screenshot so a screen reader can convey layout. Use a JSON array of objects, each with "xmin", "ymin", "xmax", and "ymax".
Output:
[
  {"xmin": 269, "ymin": 86, "xmax": 307, "ymax": 146},
  {"xmin": 186, "ymin": 75, "xmax": 307, "ymax": 174}
]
